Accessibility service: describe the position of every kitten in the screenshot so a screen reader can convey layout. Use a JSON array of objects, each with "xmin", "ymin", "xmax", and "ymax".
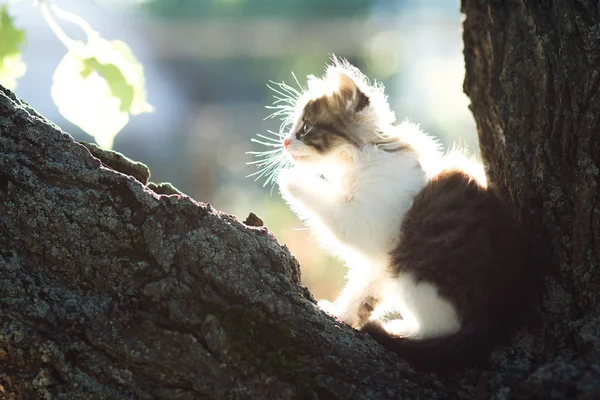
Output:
[{"xmin": 252, "ymin": 58, "xmax": 540, "ymax": 372}]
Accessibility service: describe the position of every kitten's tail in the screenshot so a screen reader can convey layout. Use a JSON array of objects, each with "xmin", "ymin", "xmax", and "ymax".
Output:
[{"xmin": 361, "ymin": 321, "xmax": 509, "ymax": 372}]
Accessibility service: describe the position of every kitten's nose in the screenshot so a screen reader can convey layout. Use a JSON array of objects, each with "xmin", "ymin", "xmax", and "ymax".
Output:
[{"xmin": 283, "ymin": 138, "xmax": 291, "ymax": 148}]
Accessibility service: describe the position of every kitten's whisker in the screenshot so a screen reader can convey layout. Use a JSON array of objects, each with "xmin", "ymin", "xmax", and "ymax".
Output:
[
  {"xmin": 247, "ymin": 158, "xmax": 288, "ymax": 187},
  {"xmin": 274, "ymin": 78, "xmax": 302, "ymax": 97},
  {"xmin": 291, "ymin": 72, "xmax": 304, "ymax": 93},
  {"xmin": 257, "ymin": 131, "xmax": 283, "ymax": 139},
  {"xmin": 276, "ymin": 85, "xmax": 300, "ymax": 99},
  {"xmin": 246, "ymin": 151, "xmax": 282, "ymax": 160},
  {"xmin": 250, "ymin": 142, "xmax": 281, "ymax": 148},
  {"xmin": 271, "ymin": 99, "xmax": 295, "ymax": 107},
  {"xmin": 249, "ymin": 77, "xmax": 300, "ymax": 187},
  {"xmin": 246, "ymin": 158, "xmax": 282, "ymax": 177},
  {"xmin": 268, "ymin": 79, "xmax": 301, "ymax": 97},
  {"xmin": 246, "ymin": 165, "xmax": 276, "ymax": 179},
  {"xmin": 264, "ymin": 108, "xmax": 294, "ymax": 121},
  {"xmin": 266, "ymin": 84, "xmax": 295, "ymax": 100},
  {"xmin": 266, "ymin": 129, "xmax": 286, "ymax": 138},
  {"xmin": 246, "ymin": 151, "xmax": 285, "ymax": 164},
  {"xmin": 246, "ymin": 158, "xmax": 283, "ymax": 168},
  {"xmin": 264, "ymin": 110, "xmax": 291, "ymax": 119},
  {"xmin": 271, "ymin": 96, "xmax": 295, "ymax": 103},
  {"xmin": 250, "ymin": 139, "xmax": 282, "ymax": 147},
  {"xmin": 248, "ymin": 144, "xmax": 282, "ymax": 151},
  {"xmin": 265, "ymin": 104, "xmax": 293, "ymax": 110},
  {"xmin": 264, "ymin": 109, "xmax": 293, "ymax": 118},
  {"xmin": 268, "ymin": 103, "xmax": 294, "ymax": 110},
  {"xmin": 253, "ymin": 134, "xmax": 282, "ymax": 143}
]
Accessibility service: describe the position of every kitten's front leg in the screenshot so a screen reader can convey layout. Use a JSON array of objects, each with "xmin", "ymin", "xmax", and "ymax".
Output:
[
  {"xmin": 277, "ymin": 167, "xmax": 335, "ymax": 219},
  {"xmin": 318, "ymin": 269, "xmax": 381, "ymax": 328},
  {"xmin": 279, "ymin": 168, "xmax": 373, "ymax": 253},
  {"xmin": 279, "ymin": 168, "xmax": 378, "ymax": 327}
]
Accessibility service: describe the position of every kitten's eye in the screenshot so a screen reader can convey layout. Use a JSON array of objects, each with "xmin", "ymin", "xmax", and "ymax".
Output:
[{"xmin": 302, "ymin": 123, "xmax": 313, "ymax": 134}]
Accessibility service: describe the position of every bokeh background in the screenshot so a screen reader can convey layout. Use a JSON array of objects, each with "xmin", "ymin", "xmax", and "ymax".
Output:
[{"xmin": 8, "ymin": 0, "xmax": 477, "ymax": 301}]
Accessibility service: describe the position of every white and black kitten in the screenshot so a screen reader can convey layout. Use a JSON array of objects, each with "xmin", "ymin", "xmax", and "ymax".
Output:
[{"xmin": 251, "ymin": 58, "xmax": 540, "ymax": 371}]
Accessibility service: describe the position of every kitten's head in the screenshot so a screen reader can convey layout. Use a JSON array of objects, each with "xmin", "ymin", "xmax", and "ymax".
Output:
[
  {"xmin": 282, "ymin": 59, "xmax": 396, "ymax": 169},
  {"xmin": 248, "ymin": 58, "xmax": 398, "ymax": 186}
]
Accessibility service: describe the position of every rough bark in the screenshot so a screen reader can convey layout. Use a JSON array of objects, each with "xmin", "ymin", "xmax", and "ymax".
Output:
[
  {"xmin": 462, "ymin": 0, "xmax": 600, "ymax": 397},
  {"xmin": 0, "ymin": 87, "xmax": 454, "ymax": 399},
  {"xmin": 0, "ymin": 1, "xmax": 599, "ymax": 398}
]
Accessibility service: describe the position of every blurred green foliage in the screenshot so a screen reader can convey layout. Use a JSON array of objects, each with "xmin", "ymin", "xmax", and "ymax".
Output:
[
  {"xmin": 0, "ymin": 5, "xmax": 26, "ymax": 89},
  {"xmin": 0, "ymin": 5, "xmax": 25, "ymax": 60},
  {"xmin": 51, "ymin": 32, "xmax": 153, "ymax": 149},
  {"xmin": 0, "ymin": 2, "xmax": 152, "ymax": 150},
  {"xmin": 3, "ymin": 0, "xmax": 473, "ymax": 303},
  {"xmin": 142, "ymin": 0, "xmax": 373, "ymax": 19},
  {"xmin": 135, "ymin": 0, "xmax": 379, "ymax": 301},
  {"xmin": 80, "ymin": 58, "xmax": 135, "ymax": 113}
]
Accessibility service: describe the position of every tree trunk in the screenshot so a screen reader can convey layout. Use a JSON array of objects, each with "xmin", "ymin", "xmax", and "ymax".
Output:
[
  {"xmin": 461, "ymin": 0, "xmax": 600, "ymax": 397},
  {"xmin": 1, "ymin": 1, "xmax": 599, "ymax": 398}
]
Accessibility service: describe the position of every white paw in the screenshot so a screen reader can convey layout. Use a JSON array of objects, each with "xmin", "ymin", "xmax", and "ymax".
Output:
[
  {"xmin": 317, "ymin": 300, "xmax": 360, "ymax": 327},
  {"xmin": 317, "ymin": 299, "xmax": 338, "ymax": 316},
  {"xmin": 382, "ymin": 319, "xmax": 417, "ymax": 337},
  {"xmin": 276, "ymin": 167, "xmax": 301, "ymax": 196}
]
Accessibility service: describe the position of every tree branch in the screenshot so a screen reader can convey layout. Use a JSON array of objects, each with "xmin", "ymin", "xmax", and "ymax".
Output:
[
  {"xmin": 0, "ymin": 85, "xmax": 444, "ymax": 399},
  {"xmin": 1, "ymin": 1, "xmax": 600, "ymax": 396}
]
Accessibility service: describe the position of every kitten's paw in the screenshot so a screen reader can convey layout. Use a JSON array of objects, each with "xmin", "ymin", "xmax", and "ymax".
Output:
[
  {"xmin": 276, "ymin": 168, "xmax": 301, "ymax": 196},
  {"xmin": 382, "ymin": 319, "xmax": 417, "ymax": 337},
  {"xmin": 318, "ymin": 300, "xmax": 359, "ymax": 327},
  {"xmin": 317, "ymin": 299, "xmax": 337, "ymax": 315}
]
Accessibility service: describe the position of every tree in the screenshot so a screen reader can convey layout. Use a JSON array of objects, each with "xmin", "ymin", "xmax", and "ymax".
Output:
[{"xmin": 1, "ymin": 1, "xmax": 599, "ymax": 398}]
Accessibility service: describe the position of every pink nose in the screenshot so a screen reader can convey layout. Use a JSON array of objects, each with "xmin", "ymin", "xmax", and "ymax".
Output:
[{"xmin": 283, "ymin": 138, "xmax": 292, "ymax": 148}]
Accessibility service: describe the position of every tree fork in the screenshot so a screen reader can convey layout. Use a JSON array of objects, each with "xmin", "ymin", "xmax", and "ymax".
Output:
[{"xmin": 0, "ymin": 0, "xmax": 599, "ymax": 397}]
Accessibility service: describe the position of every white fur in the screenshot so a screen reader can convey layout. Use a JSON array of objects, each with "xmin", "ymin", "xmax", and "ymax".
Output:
[
  {"xmin": 379, "ymin": 275, "xmax": 461, "ymax": 339},
  {"xmin": 275, "ymin": 61, "xmax": 463, "ymax": 339},
  {"xmin": 278, "ymin": 125, "xmax": 461, "ymax": 338}
]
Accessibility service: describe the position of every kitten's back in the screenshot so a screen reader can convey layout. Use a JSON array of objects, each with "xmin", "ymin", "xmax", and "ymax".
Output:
[
  {"xmin": 364, "ymin": 169, "xmax": 541, "ymax": 371},
  {"xmin": 394, "ymin": 170, "xmax": 537, "ymax": 322}
]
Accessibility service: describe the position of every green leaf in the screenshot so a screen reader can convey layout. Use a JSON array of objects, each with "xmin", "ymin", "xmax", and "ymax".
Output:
[
  {"xmin": 0, "ymin": 53, "xmax": 26, "ymax": 90},
  {"xmin": 0, "ymin": 5, "xmax": 25, "ymax": 59},
  {"xmin": 0, "ymin": 5, "xmax": 26, "ymax": 89},
  {"xmin": 80, "ymin": 57, "xmax": 134, "ymax": 113},
  {"xmin": 52, "ymin": 36, "xmax": 153, "ymax": 149}
]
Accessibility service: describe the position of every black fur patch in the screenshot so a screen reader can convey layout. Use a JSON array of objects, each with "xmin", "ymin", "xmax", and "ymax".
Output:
[
  {"xmin": 298, "ymin": 122, "xmax": 357, "ymax": 153},
  {"xmin": 355, "ymin": 91, "xmax": 370, "ymax": 113},
  {"xmin": 366, "ymin": 170, "xmax": 543, "ymax": 371},
  {"xmin": 298, "ymin": 92, "xmax": 364, "ymax": 153}
]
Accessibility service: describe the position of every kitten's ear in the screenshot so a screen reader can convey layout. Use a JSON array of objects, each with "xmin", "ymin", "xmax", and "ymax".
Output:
[
  {"xmin": 306, "ymin": 74, "xmax": 320, "ymax": 93},
  {"xmin": 332, "ymin": 71, "xmax": 370, "ymax": 113}
]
